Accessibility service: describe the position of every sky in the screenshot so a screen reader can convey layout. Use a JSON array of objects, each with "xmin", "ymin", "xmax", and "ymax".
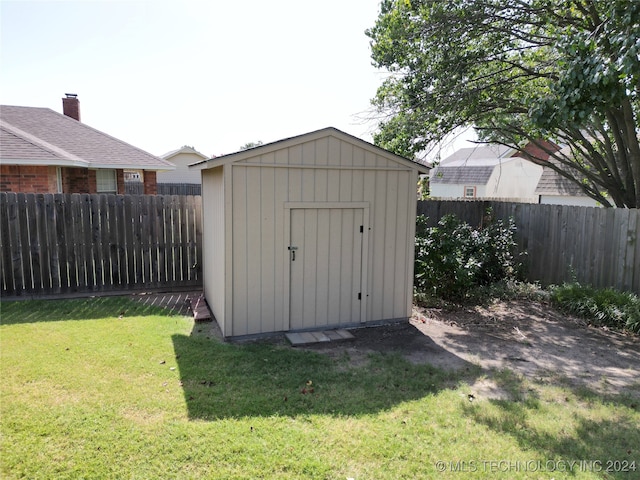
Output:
[{"xmin": 0, "ymin": 0, "xmax": 399, "ymax": 158}]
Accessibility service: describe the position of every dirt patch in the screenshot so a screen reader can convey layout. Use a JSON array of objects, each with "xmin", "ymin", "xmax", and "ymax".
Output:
[
  {"xmin": 152, "ymin": 292, "xmax": 640, "ymax": 399},
  {"xmin": 303, "ymin": 300, "xmax": 640, "ymax": 399}
]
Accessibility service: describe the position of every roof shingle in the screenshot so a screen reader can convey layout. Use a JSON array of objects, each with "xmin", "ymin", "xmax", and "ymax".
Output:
[
  {"xmin": 535, "ymin": 167, "xmax": 587, "ymax": 196},
  {"xmin": 0, "ymin": 105, "xmax": 174, "ymax": 170}
]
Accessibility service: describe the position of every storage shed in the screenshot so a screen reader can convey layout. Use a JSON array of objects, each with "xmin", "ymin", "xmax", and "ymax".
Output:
[{"xmin": 196, "ymin": 127, "xmax": 430, "ymax": 339}]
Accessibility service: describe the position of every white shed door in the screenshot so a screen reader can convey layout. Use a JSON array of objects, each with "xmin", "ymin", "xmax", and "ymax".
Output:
[{"xmin": 289, "ymin": 207, "xmax": 365, "ymax": 330}]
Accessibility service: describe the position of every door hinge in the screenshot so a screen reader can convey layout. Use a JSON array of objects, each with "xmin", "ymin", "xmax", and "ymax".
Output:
[
  {"xmin": 360, "ymin": 225, "xmax": 364, "ymax": 233},
  {"xmin": 358, "ymin": 292, "xmax": 362, "ymax": 300}
]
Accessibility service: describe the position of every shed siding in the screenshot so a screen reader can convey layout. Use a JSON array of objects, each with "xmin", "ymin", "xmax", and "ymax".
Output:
[
  {"xmin": 227, "ymin": 136, "xmax": 418, "ymax": 336},
  {"xmin": 201, "ymin": 167, "xmax": 225, "ymax": 333}
]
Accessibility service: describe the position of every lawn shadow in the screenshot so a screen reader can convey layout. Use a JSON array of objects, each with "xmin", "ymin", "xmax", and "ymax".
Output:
[
  {"xmin": 460, "ymin": 376, "xmax": 640, "ymax": 480},
  {"xmin": 171, "ymin": 328, "xmax": 479, "ymax": 420},
  {"xmin": 0, "ymin": 292, "xmax": 195, "ymax": 324}
]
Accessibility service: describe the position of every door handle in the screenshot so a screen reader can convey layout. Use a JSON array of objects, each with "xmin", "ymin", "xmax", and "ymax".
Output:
[{"xmin": 288, "ymin": 246, "xmax": 298, "ymax": 261}]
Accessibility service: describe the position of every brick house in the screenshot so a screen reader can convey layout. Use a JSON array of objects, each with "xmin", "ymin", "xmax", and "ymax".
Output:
[{"xmin": 0, "ymin": 95, "xmax": 174, "ymax": 194}]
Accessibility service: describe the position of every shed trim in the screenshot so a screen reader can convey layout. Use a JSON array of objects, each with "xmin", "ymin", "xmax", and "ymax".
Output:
[
  {"xmin": 235, "ymin": 163, "xmax": 415, "ymax": 172},
  {"xmin": 193, "ymin": 127, "xmax": 430, "ymax": 174},
  {"xmin": 284, "ymin": 201, "xmax": 370, "ymax": 210}
]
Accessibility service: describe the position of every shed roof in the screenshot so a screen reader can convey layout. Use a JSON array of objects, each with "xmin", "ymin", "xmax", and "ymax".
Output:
[
  {"xmin": 193, "ymin": 127, "xmax": 430, "ymax": 173},
  {"xmin": 0, "ymin": 105, "xmax": 174, "ymax": 171}
]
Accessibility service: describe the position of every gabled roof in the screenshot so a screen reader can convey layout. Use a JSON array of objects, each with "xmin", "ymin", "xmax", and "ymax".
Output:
[
  {"xmin": 161, "ymin": 145, "xmax": 209, "ymax": 161},
  {"xmin": 192, "ymin": 127, "xmax": 430, "ymax": 173},
  {"xmin": 535, "ymin": 166, "xmax": 587, "ymax": 196},
  {"xmin": 533, "ymin": 146, "xmax": 589, "ymax": 197},
  {"xmin": 430, "ymin": 145, "xmax": 517, "ymax": 185},
  {"xmin": 431, "ymin": 166, "xmax": 496, "ymax": 185},
  {"xmin": 438, "ymin": 145, "xmax": 515, "ymax": 165},
  {"xmin": 0, "ymin": 105, "xmax": 174, "ymax": 171}
]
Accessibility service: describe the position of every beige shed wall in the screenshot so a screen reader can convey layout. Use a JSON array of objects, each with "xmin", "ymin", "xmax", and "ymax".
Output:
[
  {"xmin": 201, "ymin": 167, "xmax": 226, "ymax": 334},
  {"xmin": 226, "ymin": 136, "xmax": 419, "ymax": 337}
]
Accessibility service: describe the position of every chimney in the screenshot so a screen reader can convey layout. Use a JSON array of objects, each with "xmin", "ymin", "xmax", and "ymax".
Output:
[{"xmin": 62, "ymin": 93, "xmax": 80, "ymax": 121}]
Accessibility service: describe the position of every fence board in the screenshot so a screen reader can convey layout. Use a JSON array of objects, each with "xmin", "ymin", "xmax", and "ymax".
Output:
[
  {"xmin": 573, "ymin": 206, "xmax": 588, "ymax": 283},
  {"xmin": 178, "ymin": 195, "xmax": 192, "ymax": 283},
  {"xmin": 0, "ymin": 193, "xmax": 11, "ymax": 293},
  {"xmin": 130, "ymin": 195, "xmax": 143, "ymax": 286},
  {"xmin": 611, "ymin": 208, "xmax": 629, "ymax": 285},
  {"xmin": 97, "ymin": 194, "xmax": 110, "ymax": 291},
  {"xmin": 122, "ymin": 195, "xmax": 136, "ymax": 287},
  {"xmin": 108, "ymin": 194, "xmax": 123, "ymax": 287},
  {"xmin": 193, "ymin": 193, "xmax": 203, "ymax": 282},
  {"xmin": 597, "ymin": 209, "xmax": 611, "ymax": 288},
  {"xmin": 7, "ymin": 194, "xmax": 24, "ymax": 292},
  {"xmin": 417, "ymin": 200, "xmax": 640, "ymax": 293},
  {"xmin": 22, "ymin": 193, "xmax": 37, "ymax": 293},
  {"xmin": 153, "ymin": 194, "xmax": 163, "ymax": 288},
  {"xmin": 1, "ymin": 193, "xmax": 203, "ymax": 298},
  {"xmin": 623, "ymin": 210, "xmax": 636, "ymax": 291},
  {"xmin": 54, "ymin": 195, "xmax": 69, "ymax": 292},
  {"xmin": 634, "ymin": 211, "xmax": 640, "ymax": 293}
]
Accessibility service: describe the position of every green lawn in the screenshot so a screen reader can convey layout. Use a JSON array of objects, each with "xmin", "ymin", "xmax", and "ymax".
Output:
[{"xmin": 1, "ymin": 296, "xmax": 638, "ymax": 479}]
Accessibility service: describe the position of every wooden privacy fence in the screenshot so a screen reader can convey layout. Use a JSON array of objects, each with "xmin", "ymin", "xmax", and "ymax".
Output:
[
  {"xmin": 0, "ymin": 193, "xmax": 202, "ymax": 298},
  {"xmin": 125, "ymin": 183, "xmax": 202, "ymax": 196},
  {"xmin": 3, "ymin": 194, "xmax": 637, "ymax": 298},
  {"xmin": 418, "ymin": 200, "xmax": 640, "ymax": 294}
]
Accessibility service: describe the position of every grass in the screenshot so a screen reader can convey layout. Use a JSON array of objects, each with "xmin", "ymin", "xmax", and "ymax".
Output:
[
  {"xmin": 550, "ymin": 283, "xmax": 640, "ymax": 334},
  {"xmin": 1, "ymin": 297, "xmax": 639, "ymax": 479}
]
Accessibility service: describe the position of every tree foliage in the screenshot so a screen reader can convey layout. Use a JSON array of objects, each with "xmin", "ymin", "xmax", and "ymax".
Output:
[
  {"xmin": 414, "ymin": 213, "xmax": 521, "ymax": 300},
  {"xmin": 240, "ymin": 141, "xmax": 264, "ymax": 151},
  {"xmin": 367, "ymin": 0, "xmax": 640, "ymax": 207}
]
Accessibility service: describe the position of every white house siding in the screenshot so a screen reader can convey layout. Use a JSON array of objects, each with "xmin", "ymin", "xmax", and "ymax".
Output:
[
  {"xmin": 430, "ymin": 158, "xmax": 542, "ymax": 201},
  {"xmin": 205, "ymin": 131, "xmax": 422, "ymax": 338},
  {"xmin": 201, "ymin": 167, "xmax": 226, "ymax": 333},
  {"xmin": 431, "ymin": 183, "xmax": 489, "ymax": 198},
  {"xmin": 431, "ymin": 183, "xmax": 470, "ymax": 198},
  {"xmin": 486, "ymin": 159, "xmax": 542, "ymax": 199},
  {"xmin": 158, "ymin": 151, "xmax": 204, "ymax": 184},
  {"xmin": 539, "ymin": 195, "xmax": 600, "ymax": 207}
]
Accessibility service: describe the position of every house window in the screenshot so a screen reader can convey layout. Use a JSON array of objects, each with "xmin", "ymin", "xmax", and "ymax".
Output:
[
  {"xmin": 96, "ymin": 169, "xmax": 117, "ymax": 193},
  {"xmin": 464, "ymin": 186, "xmax": 476, "ymax": 198},
  {"xmin": 56, "ymin": 167, "xmax": 62, "ymax": 193},
  {"xmin": 124, "ymin": 169, "xmax": 143, "ymax": 182}
]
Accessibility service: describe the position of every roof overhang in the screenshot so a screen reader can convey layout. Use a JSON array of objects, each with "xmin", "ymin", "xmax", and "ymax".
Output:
[
  {"xmin": 0, "ymin": 157, "xmax": 89, "ymax": 167},
  {"xmin": 190, "ymin": 127, "xmax": 431, "ymax": 174},
  {"xmin": 88, "ymin": 163, "xmax": 176, "ymax": 171},
  {"xmin": 162, "ymin": 146, "xmax": 209, "ymax": 161}
]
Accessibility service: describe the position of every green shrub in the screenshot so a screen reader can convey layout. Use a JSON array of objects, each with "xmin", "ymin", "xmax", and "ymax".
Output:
[
  {"xmin": 414, "ymin": 212, "xmax": 521, "ymax": 301},
  {"xmin": 550, "ymin": 283, "xmax": 640, "ymax": 333}
]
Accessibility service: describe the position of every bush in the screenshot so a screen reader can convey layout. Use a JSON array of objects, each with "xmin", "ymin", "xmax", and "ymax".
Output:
[
  {"xmin": 550, "ymin": 283, "xmax": 640, "ymax": 334},
  {"xmin": 414, "ymin": 212, "xmax": 521, "ymax": 301}
]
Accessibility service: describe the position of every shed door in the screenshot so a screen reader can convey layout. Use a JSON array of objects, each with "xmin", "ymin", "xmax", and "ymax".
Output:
[{"xmin": 289, "ymin": 207, "xmax": 365, "ymax": 330}]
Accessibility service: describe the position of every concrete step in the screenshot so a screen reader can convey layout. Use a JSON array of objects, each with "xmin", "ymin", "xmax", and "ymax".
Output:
[{"xmin": 286, "ymin": 329, "xmax": 355, "ymax": 346}]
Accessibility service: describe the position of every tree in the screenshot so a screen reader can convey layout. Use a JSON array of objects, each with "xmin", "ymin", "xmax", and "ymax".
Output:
[
  {"xmin": 240, "ymin": 141, "xmax": 264, "ymax": 151},
  {"xmin": 367, "ymin": 0, "xmax": 640, "ymax": 207}
]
